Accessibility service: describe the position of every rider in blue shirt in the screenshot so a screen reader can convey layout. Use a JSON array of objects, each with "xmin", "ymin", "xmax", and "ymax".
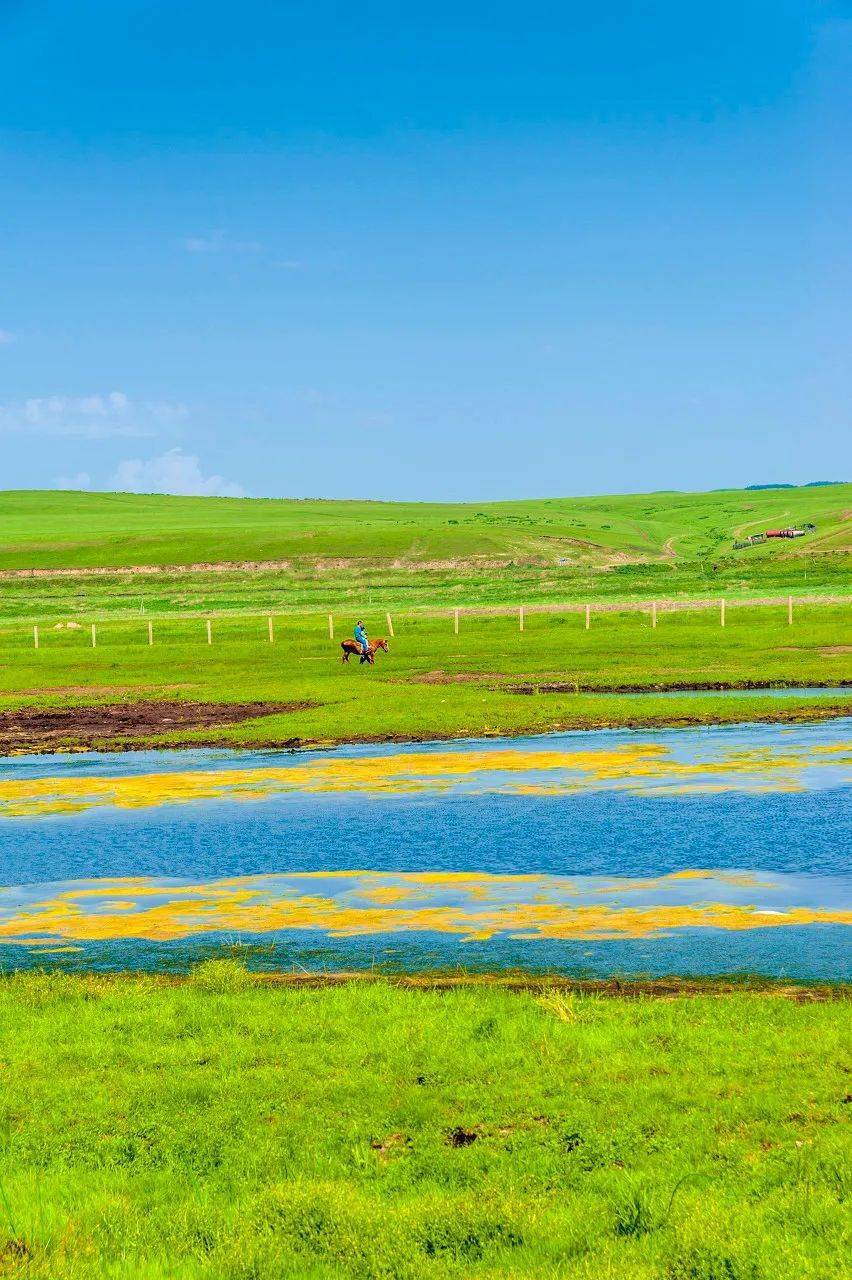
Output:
[{"xmin": 354, "ymin": 620, "xmax": 369, "ymax": 660}]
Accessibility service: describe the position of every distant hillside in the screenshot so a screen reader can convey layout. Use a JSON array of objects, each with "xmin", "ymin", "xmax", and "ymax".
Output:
[
  {"xmin": 0, "ymin": 485, "xmax": 848, "ymax": 574},
  {"xmin": 746, "ymin": 481, "xmax": 846, "ymax": 490}
]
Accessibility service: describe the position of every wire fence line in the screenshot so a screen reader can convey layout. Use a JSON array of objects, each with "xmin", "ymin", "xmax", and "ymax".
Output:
[{"xmin": 4, "ymin": 594, "xmax": 850, "ymax": 650}]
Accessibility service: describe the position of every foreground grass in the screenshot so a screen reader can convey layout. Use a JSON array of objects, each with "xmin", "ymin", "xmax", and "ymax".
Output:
[
  {"xmin": 0, "ymin": 968, "xmax": 848, "ymax": 1278},
  {"xmin": 0, "ymin": 605, "xmax": 849, "ymax": 749}
]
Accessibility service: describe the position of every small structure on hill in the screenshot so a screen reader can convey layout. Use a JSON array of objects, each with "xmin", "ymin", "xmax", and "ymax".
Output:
[{"xmin": 733, "ymin": 522, "xmax": 815, "ymax": 551}]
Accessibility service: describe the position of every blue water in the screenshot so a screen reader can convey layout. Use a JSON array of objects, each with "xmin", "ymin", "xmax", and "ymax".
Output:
[{"xmin": 0, "ymin": 720, "xmax": 849, "ymax": 979}]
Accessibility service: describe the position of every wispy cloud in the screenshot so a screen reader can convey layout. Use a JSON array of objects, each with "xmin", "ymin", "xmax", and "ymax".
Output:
[
  {"xmin": 53, "ymin": 472, "xmax": 93, "ymax": 490},
  {"xmin": 110, "ymin": 448, "xmax": 246, "ymax": 498},
  {"xmin": 0, "ymin": 392, "xmax": 187, "ymax": 439},
  {"xmin": 183, "ymin": 229, "xmax": 262, "ymax": 254},
  {"xmin": 0, "ymin": 330, "xmax": 15, "ymax": 345}
]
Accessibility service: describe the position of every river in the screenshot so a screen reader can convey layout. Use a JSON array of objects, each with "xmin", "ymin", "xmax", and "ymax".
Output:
[{"xmin": 0, "ymin": 719, "xmax": 849, "ymax": 979}]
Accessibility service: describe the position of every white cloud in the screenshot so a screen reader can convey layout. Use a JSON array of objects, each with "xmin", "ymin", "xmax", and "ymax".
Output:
[
  {"xmin": 0, "ymin": 392, "xmax": 186, "ymax": 439},
  {"xmin": 0, "ymin": 330, "xmax": 15, "ymax": 345},
  {"xmin": 53, "ymin": 472, "xmax": 93, "ymax": 490},
  {"xmin": 183, "ymin": 230, "xmax": 261, "ymax": 254},
  {"xmin": 110, "ymin": 448, "xmax": 246, "ymax": 498},
  {"xmin": 146, "ymin": 399, "xmax": 189, "ymax": 425}
]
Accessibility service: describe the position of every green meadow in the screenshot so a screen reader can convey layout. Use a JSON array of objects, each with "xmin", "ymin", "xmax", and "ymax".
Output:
[
  {"xmin": 0, "ymin": 487, "xmax": 848, "ymax": 613},
  {"xmin": 0, "ymin": 604, "xmax": 849, "ymax": 750},
  {"xmin": 0, "ymin": 969, "xmax": 847, "ymax": 1279}
]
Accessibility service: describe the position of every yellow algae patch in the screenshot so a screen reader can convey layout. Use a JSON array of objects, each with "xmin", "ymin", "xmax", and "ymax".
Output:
[
  {"xmin": 0, "ymin": 936, "xmax": 64, "ymax": 948},
  {"xmin": 2, "ymin": 738, "xmax": 844, "ymax": 817},
  {"xmin": 629, "ymin": 782, "xmax": 805, "ymax": 796},
  {"xmin": 0, "ymin": 870, "xmax": 848, "ymax": 946},
  {"xmin": 357, "ymin": 886, "xmax": 417, "ymax": 906},
  {"xmin": 666, "ymin": 870, "xmax": 763, "ymax": 884},
  {"xmin": 593, "ymin": 871, "xmax": 771, "ymax": 894}
]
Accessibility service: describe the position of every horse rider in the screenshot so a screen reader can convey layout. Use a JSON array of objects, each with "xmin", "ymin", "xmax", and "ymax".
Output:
[{"xmin": 354, "ymin": 619, "xmax": 369, "ymax": 661}]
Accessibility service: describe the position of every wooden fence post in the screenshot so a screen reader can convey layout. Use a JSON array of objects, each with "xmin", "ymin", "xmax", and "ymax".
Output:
[
  {"xmin": 147, "ymin": 620, "xmax": 153, "ymax": 646},
  {"xmin": 328, "ymin": 614, "xmax": 334, "ymax": 640},
  {"xmin": 268, "ymin": 615, "xmax": 274, "ymax": 643},
  {"xmin": 454, "ymin": 609, "xmax": 459, "ymax": 635},
  {"xmin": 585, "ymin": 604, "xmax": 591, "ymax": 630},
  {"xmin": 91, "ymin": 623, "xmax": 97, "ymax": 648},
  {"xmin": 519, "ymin": 606, "xmax": 524, "ymax": 632},
  {"xmin": 206, "ymin": 619, "xmax": 213, "ymax": 645},
  {"xmin": 651, "ymin": 601, "xmax": 657, "ymax": 629},
  {"xmin": 720, "ymin": 599, "xmax": 726, "ymax": 628},
  {"xmin": 386, "ymin": 612, "xmax": 394, "ymax": 638},
  {"xmin": 788, "ymin": 596, "xmax": 793, "ymax": 625},
  {"xmin": 33, "ymin": 624, "xmax": 39, "ymax": 649}
]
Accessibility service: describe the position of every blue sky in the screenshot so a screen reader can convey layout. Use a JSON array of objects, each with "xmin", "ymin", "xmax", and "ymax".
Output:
[{"xmin": 1, "ymin": 1, "xmax": 849, "ymax": 500}]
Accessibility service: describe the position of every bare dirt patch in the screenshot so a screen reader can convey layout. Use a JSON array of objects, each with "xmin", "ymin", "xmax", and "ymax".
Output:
[
  {"xmin": 409, "ymin": 669, "xmax": 504, "ymax": 686},
  {"xmin": 0, "ymin": 700, "xmax": 313, "ymax": 753},
  {"xmin": 370, "ymin": 1132, "xmax": 412, "ymax": 1161},
  {"xmin": 447, "ymin": 1127, "xmax": 479, "ymax": 1148}
]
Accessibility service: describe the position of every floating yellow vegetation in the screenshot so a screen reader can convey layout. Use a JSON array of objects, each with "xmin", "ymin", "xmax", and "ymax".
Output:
[
  {"xmin": 0, "ymin": 869, "xmax": 848, "ymax": 947},
  {"xmin": 1, "ymin": 738, "xmax": 847, "ymax": 817}
]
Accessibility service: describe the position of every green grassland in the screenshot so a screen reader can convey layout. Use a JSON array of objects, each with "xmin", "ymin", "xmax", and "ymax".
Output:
[
  {"xmin": 0, "ymin": 968, "xmax": 847, "ymax": 1279},
  {"xmin": 0, "ymin": 605, "xmax": 849, "ymax": 750},
  {"xmin": 0, "ymin": 550, "xmax": 850, "ymax": 624},
  {"xmin": 0, "ymin": 486, "xmax": 848, "ymax": 595}
]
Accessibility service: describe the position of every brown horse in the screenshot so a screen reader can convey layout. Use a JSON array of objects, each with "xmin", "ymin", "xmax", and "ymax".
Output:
[{"xmin": 340, "ymin": 637, "xmax": 389, "ymax": 666}]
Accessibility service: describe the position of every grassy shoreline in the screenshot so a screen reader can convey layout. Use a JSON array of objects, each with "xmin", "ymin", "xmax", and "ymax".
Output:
[
  {"xmin": 24, "ymin": 968, "xmax": 843, "ymax": 998},
  {"xmin": 1, "ymin": 694, "xmax": 849, "ymax": 756},
  {"xmin": 0, "ymin": 605, "xmax": 849, "ymax": 752},
  {"xmin": 0, "ymin": 966, "xmax": 848, "ymax": 1279}
]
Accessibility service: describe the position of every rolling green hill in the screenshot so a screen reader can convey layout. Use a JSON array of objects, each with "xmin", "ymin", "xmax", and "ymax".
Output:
[{"xmin": 0, "ymin": 484, "xmax": 849, "ymax": 572}]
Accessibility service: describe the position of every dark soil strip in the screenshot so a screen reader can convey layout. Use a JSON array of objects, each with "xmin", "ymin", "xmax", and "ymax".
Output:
[
  {"xmin": 507, "ymin": 679, "xmax": 852, "ymax": 695},
  {"xmin": 406, "ymin": 670, "xmax": 851, "ymax": 694},
  {"xmin": 64, "ymin": 971, "xmax": 850, "ymax": 1002},
  {"xmin": 0, "ymin": 700, "xmax": 313, "ymax": 753},
  {"xmin": 0, "ymin": 698, "xmax": 848, "ymax": 755}
]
